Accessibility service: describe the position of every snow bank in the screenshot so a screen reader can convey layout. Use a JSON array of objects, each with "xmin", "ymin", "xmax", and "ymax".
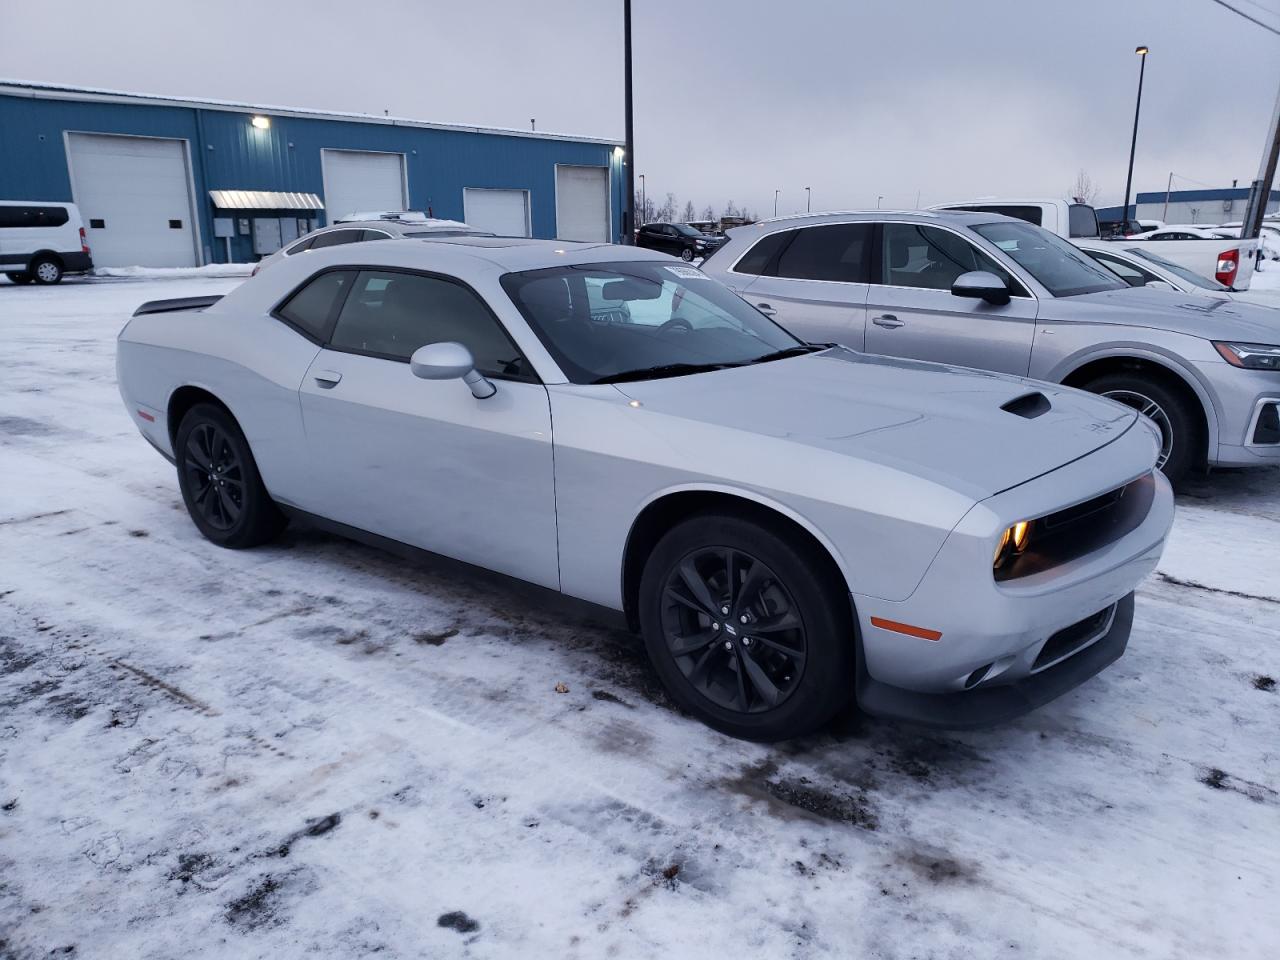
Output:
[{"xmin": 92, "ymin": 263, "xmax": 254, "ymax": 279}]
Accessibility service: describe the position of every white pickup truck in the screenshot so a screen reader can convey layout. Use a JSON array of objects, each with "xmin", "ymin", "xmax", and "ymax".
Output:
[
  {"xmin": 1128, "ymin": 226, "xmax": 1258, "ymax": 290},
  {"xmin": 929, "ymin": 198, "xmax": 1100, "ymax": 239}
]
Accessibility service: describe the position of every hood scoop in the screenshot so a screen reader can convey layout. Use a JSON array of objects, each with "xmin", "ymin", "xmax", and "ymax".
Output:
[{"xmin": 1001, "ymin": 392, "xmax": 1052, "ymax": 419}]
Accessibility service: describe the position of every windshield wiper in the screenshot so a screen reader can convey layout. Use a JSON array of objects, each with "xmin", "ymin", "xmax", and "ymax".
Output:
[
  {"xmin": 745, "ymin": 343, "xmax": 829, "ymax": 365},
  {"xmin": 591, "ymin": 362, "xmax": 735, "ymax": 384}
]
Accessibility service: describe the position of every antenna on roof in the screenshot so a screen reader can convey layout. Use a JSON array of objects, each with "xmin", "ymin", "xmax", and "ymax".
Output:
[{"xmin": 530, "ymin": 119, "xmax": 536, "ymax": 131}]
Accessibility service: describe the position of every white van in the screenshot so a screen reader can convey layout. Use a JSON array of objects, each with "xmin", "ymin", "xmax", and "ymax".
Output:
[
  {"xmin": 929, "ymin": 198, "xmax": 1100, "ymax": 239},
  {"xmin": 0, "ymin": 201, "xmax": 93, "ymax": 284}
]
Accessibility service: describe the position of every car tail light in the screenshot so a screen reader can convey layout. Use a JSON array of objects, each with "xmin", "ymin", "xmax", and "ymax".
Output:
[
  {"xmin": 1215, "ymin": 249, "xmax": 1239, "ymax": 285},
  {"xmin": 80, "ymin": 227, "xmax": 90, "ymax": 254}
]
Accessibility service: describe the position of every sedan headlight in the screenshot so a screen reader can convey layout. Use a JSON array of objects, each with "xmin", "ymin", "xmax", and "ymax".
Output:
[
  {"xmin": 993, "ymin": 520, "xmax": 1031, "ymax": 570},
  {"xmin": 1214, "ymin": 341, "xmax": 1280, "ymax": 371}
]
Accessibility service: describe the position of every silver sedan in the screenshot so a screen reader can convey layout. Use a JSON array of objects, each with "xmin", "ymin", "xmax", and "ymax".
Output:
[
  {"xmin": 117, "ymin": 237, "xmax": 1173, "ymax": 739},
  {"xmin": 702, "ymin": 211, "xmax": 1280, "ymax": 483}
]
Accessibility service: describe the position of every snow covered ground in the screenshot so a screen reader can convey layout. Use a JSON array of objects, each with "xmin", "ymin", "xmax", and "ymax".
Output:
[{"xmin": 1, "ymin": 272, "xmax": 1278, "ymax": 960}]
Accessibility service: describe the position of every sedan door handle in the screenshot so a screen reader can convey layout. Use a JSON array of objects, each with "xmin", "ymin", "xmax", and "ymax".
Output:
[
  {"xmin": 313, "ymin": 369, "xmax": 343, "ymax": 387},
  {"xmin": 872, "ymin": 314, "xmax": 904, "ymax": 329},
  {"xmin": 755, "ymin": 302, "xmax": 778, "ymax": 317}
]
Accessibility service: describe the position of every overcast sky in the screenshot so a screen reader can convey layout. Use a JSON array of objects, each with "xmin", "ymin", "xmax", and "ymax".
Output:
[{"xmin": 2, "ymin": 0, "xmax": 1277, "ymax": 216}]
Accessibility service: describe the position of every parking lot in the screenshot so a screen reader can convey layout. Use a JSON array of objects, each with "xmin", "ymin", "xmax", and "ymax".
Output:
[{"xmin": 2, "ymin": 274, "xmax": 1278, "ymax": 959}]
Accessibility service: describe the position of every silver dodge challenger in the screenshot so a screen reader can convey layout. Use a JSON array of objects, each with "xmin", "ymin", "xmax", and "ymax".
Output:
[{"xmin": 117, "ymin": 237, "xmax": 1175, "ymax": 739}]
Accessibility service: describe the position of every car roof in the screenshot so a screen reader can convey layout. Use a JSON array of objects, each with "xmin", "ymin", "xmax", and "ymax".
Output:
[
  {"xmin": 731, "ymin": 209, "xmax": 1018, "ymax": 233},
  {"xmin": 290, "ymin": 235, "xmax": 673, "ymax": 274}
]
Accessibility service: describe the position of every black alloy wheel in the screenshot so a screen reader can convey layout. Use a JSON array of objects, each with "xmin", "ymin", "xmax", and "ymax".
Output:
[
  {"xmin": 660, "ymin": 546, "xmax": 806, "ymax": 714},
  {"xmin": 639, "ymin": 512, "xmax": 854, "ymax": 740},
  {"xmin": 175, "ymin": 403, "xmax": 286, "ymax": 548}
]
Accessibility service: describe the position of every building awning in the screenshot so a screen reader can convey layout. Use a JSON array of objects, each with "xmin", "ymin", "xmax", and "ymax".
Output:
[{"xmin": 209, "ymin": 190, "xmax": 324, "ymax": 210}]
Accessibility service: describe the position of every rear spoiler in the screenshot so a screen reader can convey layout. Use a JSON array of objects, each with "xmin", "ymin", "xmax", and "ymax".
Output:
[{"xmin": 132, "ymin": 295, "xmax": 223, "ymax": 317}]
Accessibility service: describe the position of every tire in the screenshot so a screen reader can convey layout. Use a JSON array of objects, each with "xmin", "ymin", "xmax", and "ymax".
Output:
[
  {"xmin": 31, "ymin": 257, "xmax": 63, "ymax": 285},
  {"xmin": 638, "ymin": 512, "xmax": 854, "ymax": 740},
  {"xmin": 5, "ymin": 272, "xmax": 33, "ymax": 285},
  {"xmin": 1082, "ymin": 371, "xmax": 1201, "ymax": 485},
  {"xmin": 680, "ymin": 247, "xmax": 695, "ymax": 262},
  {"xmin": 174, "ymin": 403, "xmax": 286, "ymax": 548}
]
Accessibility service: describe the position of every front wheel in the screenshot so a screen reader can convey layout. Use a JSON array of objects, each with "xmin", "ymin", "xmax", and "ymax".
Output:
[
  {"xmin": 1083, "ymin": 372, "xmax": 1201, "ymax": 484},
  {"xmin": 175, "ymin": 403, "xmax": 286, "ymax": 548},
  {"xmin": 680, "ymin": 247, "xmax": 695, "ymax": 262},
  {"xmin": 638, "ymin": 513, "xmax": 854, "ymax": 740}
]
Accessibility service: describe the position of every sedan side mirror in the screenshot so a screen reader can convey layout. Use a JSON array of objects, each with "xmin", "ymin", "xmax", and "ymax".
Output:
[
  {"xmin": 409, "ymin": 341, "xmax": 496, "ymax": 399},
  {"xmin": 951, "ymin": 270, "xmax": 1011, "ymax": 305}
]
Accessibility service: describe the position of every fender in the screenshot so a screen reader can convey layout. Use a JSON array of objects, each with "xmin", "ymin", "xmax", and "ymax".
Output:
[{"xmin": 1046, "ymin": 343, "xmax": 1222, "ymax": 456}]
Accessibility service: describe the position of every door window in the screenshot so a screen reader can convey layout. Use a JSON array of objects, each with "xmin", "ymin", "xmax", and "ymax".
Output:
[
  {"xmin": 881, "ymin": 223, "xmax": 1025, "ymax": 295},
  {"xmin": 275, "ymin": 270, "xmax": 357, "ymax": 341},
  {"xmin": 774, "ymin": 223, "xmax": 873, "ymax": 283},
  {"xmin": 328, "ymin": 270, "xmax": 534, "ymax": 380},
  {"xmin": 1087, "ymin": 252, "xmax": 1156, "ymax": 287},
  {"xmin": 309, "ymin": 229, "xmax": 366, "ymax": 249}
]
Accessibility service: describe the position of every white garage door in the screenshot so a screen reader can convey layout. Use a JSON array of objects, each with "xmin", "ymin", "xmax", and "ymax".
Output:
[
  {"xmin": 322, "ymin": 150, "xmax": 406, "ymax": 223},
  {"xmin": 67, "ymin": 133, "xmax": 197, "ymax": 268},
  {"xmin": 463, "ymin": 188, "xmax": 530, "ymax": 237},
  {"xmin": 555, "ymin": 165, "xmax": 610, "ymax": 242}
]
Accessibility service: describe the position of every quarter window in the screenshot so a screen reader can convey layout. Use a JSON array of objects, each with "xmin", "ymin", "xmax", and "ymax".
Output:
[
  {"xmin": 309, "ymin": 229, "xmax": 366, "ymax": 249},
  {"xmin": 881, "ymin": 223, "xmax": 1024, "ymax": 295},
  {"xmin": 0, "ymin": 205, "xmax": 70, "ymax": 228},
  {"xmin": 774, "ymin": 223, "xmax": 873, "ymax": 283},
  {"xmin": 329, "ymin": 270, "xmax": 533, "ymax": 380},
  {"xmin": 276, "ymin": 270, "xmax": 356, "ymax": 341},
  {"xmin": 732, "ymin": 230, "xmax": 795, "ymax": 275}
]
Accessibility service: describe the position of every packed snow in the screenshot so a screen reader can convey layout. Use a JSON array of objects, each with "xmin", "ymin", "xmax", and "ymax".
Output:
[{"xmin": 1, "ymin": 272, "xmax": 1278, "ymax": 959}]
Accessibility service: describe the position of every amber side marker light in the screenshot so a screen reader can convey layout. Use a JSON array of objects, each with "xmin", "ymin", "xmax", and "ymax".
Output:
[{"xmin": 870, "ymin": 617, "xmax": 943, "ymax": 642}]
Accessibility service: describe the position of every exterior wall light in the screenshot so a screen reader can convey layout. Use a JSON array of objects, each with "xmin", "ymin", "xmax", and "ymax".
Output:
[{"xmin": 251, "ymin": 116, "xmax": 270, "ymax": 130}]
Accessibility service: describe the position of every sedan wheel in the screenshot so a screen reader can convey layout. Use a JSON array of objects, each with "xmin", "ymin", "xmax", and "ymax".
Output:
[{"xmin": 639, "ymin": 513, "xmax": 853, "ymax": 740}]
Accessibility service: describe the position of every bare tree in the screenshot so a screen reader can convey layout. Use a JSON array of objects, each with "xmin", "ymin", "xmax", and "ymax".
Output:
[
  {"xmin": 701, "ymin": 204, "xmax": 715, "ymax": 221},
  {"xmin": 722, "ymin": 200, "xmax": 739, "ymax": 218},
  {"xmin": 1070, "ymin": 169, "xmax": 1099, "ymax": 205},
  {"xmin": 634, "ymin": 192, "xmax": 658, "ymax": 225},
  {"xmin": 657, "ymin": 192, "xmax": 677, "ymax": 223},
  {"xmin": 681, "ymin": 200, "xmax": 697, "ymax": 223}
]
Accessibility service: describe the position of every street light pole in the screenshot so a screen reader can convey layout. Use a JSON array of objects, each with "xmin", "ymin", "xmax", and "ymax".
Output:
[
  {"xmin": 805, "ymin": 186, "xmax": 811, "ymax": 212},
  {"xmin": 622, "ymin": 0, "xmax": 635, "ymax": 243},
  {"xmin": 639, "ymin": 174, "xmax": 646, "ymax": 225},
  {"xmin": 774, "ymin": 189, "xmax": 780, "ymax": 217},
  {"xmin": 1121, "ymin": 45, "xmax": 1149, "ymax": 232},
  {"xmin": 877, "ymin": 195, "xmax": 883, "ymax": 209}
]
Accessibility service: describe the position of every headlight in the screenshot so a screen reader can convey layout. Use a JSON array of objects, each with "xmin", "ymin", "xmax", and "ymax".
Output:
[
  {"xmin": 1214, "ymin": 341, "xmax": 1280, "ymax": 371},
  {"xmin": 695, "ymin": 240, "xmax": 706, "ymax": 247},
  {"xmin": 993, "ymin": 520, "xmax": 1031, "ymax": 570}
]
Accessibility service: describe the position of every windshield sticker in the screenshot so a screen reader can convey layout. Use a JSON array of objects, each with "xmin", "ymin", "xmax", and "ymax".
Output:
[{"xmin": 665, "ymin": 265, "xmax": 707, "ymax": 280}]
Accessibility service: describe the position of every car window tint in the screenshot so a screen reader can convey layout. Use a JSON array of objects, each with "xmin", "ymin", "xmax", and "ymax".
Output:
[
  {"xmin": 361, "ymin": 230, "xmax": 391, "ymax": 242},
  {"xmin": 0, "ymin": 205, "xmax": 70, "ymax": 228},
  {"xmin": 733, "ymin": 230, "xmax": 795, "ymax": 275},
  {"xmin": 775, "ymin": 223, "xmax": 873, "ymax": 283},
  {"xmin": 1088, "ymin": 252, "xmax": 1152, "ymax": 287},
  {"xmin": 277, "ymin": 270, "xmax": 356, "ymax": 341},
  {"xmin": 882, "ymin": 223, "xmax": 1024, "ymax": 294},
  {"xmin": 1068, "ymin": 204, "xmax": 1099, "ymax": 238},
  {"xmin": 329, "ymin": 270, "xmax": 533, "ymax": 380},
  {"xmin": 309, "ymin": 229, "xmax": 364, "ymax": 249},
  {"xmin": 287, "ymin": 237, "xmax": 315, "ymax": 255},
  {"xmin": 950, "ymin": 204, "xmax": 1043, "ymax": 227}
]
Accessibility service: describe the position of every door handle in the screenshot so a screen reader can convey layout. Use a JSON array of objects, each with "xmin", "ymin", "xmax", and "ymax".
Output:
[
  {"xmin": 872, "ymin": 314, "xmax": 904, "ymax": 329},
  {"xmin": 756, "ymin": 302, "xmax": 777, "ymax": 317},
  {"xmin": 313, "ymin": 369, "xmax": 343, "ymax": 387}
]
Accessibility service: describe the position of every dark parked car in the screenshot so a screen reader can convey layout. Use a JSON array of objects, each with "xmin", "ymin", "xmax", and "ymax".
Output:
[{"xmin": 635, "ymin": 222, "xmax": 725, "ymax": 261}]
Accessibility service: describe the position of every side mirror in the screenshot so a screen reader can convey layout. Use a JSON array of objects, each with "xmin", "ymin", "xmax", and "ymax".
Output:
[
  {"xmin": 951, "ymin": 270, "xmax": 1011, "ymax": 305},
  {"xmin": 409, "ymin": 341, "xmax": 496, "ymax": 399}
]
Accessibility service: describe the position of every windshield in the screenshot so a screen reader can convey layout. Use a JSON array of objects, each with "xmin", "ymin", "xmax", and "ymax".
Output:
[
  {"xmin": 500, "ymin": 261, "xmax": 803, "ymax": 384},
  {"xmin": 971, "ymin": 221, "xmax": 1126, "ymax": 297},
  {"xmin": 672, "ymin": 223, "xmax": 702, "ymax": 237},
  {"xmin": 1127, "ymin": 247, "xmax": 1230, "ymax": 291}
]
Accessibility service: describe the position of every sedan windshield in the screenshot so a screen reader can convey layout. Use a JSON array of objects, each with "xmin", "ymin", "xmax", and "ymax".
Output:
[
  {"xmin": 972, "ymin": 221, "xmax": 1126, "ymax": 297},
  {"xmin": 1127, "ymin": 248, "xmax": 1229, "ymax": 291},
  {"xmin": 501, "ymin": 261, "xmax": 805, "ymax": 384}
]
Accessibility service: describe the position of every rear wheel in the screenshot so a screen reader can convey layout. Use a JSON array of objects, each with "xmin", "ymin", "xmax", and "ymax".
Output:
[
  {"xmin": 638, "ymin": 513, "xmax": 853, "ymax": 740},
  {"xmin": 31, "ymin": 257, "xmax": 63, "ymax": 285},
  {"xmin": 1083, "ymin": 372, "xmax": 1201, "ymax": 484},
  {"xmin": 680, "ymin": 246, "xmax": 695, "ymax": 262},
  {"xmin": 175, "ymin": 403, "xmax": 286, "ymax": 548},
  {"xmin": 6, "ymin": 272, "xmax": 33, "ymax": 285}
]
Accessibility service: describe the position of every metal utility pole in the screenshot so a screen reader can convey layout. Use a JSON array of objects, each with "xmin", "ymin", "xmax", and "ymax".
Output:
[
  {"xmin": 622, "ymin": 0, "xmax": 635, "ymax": 243},
  {"xmin": 877, "ymin": 195, "xmax": 884, "ymax": 208},
  {"xmin": 774, "ymin": 189, "xmax": 780, "ymax": 217},
  {"xmin": 1241, "ymin": 79, "xmax": 1280, "ymax": 242},
  {"xmin": 639, "ymin": 174, "xmax": 646, "ymax": 224},
  {"xmin": 805, "ymin": 186, "xmax": 811, "ymax": 212},
  {"xmin": 1121, "ymin": 45, "xmax": 1149, "ymax": 231}
]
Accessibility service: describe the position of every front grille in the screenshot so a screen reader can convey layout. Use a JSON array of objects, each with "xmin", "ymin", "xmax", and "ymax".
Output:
[
  {"xmin": 1253, "ymin": 403, "xmax": 1280, "ymax": 445},
  {"xmin": 995, "ymin": 474, "xmax": 1155, "ymax": 582},
  {"xmin": 1033, "ymin": 604, "xmax": 1115, "ymax": 671}
]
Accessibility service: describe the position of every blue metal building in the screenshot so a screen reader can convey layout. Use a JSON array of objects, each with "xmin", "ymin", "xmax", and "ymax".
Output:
[
  {"xmin": 0, "ymin": 80, "xmax": 625, "ymax": 267},
  {"xmin": 1096, "ymin": 187, "xmax": 1280, "ymax": 226}
]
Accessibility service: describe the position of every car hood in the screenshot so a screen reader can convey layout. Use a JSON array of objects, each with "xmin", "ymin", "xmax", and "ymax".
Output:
[
  {"xmin": 611, "ymin": 347, "xmax": 1139, "ymax": 501},
  {"xmin": 1054, "ymin": 287, "xmax": 1280, "ymax": 342}
]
